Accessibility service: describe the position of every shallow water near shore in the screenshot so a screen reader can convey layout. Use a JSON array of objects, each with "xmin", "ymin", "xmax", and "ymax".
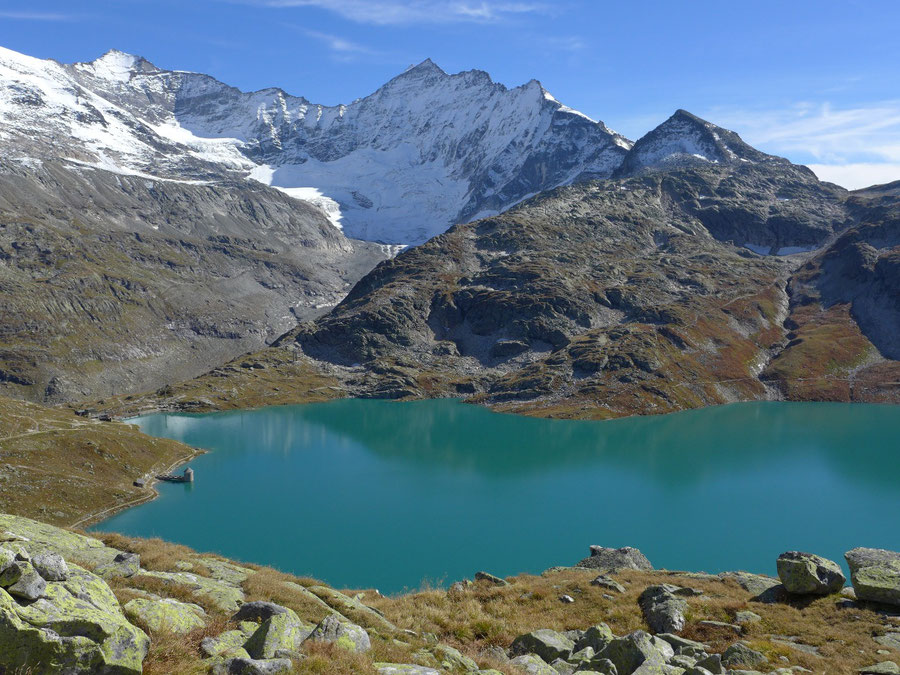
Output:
[{"xmin": 92, "ymin": 399, "xmax": 900, "ymax": 593}]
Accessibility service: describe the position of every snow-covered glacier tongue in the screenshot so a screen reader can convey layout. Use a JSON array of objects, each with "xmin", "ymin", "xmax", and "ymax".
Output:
[{"xmin": 0, "ymin": 47, "xmax": 631, "ymax": 245}]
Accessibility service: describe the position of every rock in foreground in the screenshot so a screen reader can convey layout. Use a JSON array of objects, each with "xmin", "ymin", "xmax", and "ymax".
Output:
[
  {"xmin": 776, "ymin": 551, "xmax": 845, "ymax": 595},
  {"xmin": 576, "ymin": 546, "xmax": 653, "ymax": 572},
  {"xmin": 846, "ymin": 547, "xmax": 900, "ymax": 606}
]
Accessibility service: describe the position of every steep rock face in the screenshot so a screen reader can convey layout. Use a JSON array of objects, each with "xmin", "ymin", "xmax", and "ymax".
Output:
[
  {"xmin": 0, "ymin": 159, "xmax": 384, "ymax": 402},
  {"xmin": 1, "ymin": 47, "xmax": 630, "ymax": 244},
  {"xmin": 261, "ymin": 156, "xmax": 897, "ymax": 418}
]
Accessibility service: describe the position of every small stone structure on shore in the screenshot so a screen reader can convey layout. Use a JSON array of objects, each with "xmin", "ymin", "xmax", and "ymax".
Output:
[{"xmin": 156, "ymin": 466, "xmax": 194, "ymax": 483}]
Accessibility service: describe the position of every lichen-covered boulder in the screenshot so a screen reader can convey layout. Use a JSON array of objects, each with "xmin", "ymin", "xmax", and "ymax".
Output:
[
  {"xmin": 132, "ymin": 569, "xmax": 244, "ymax": 612},
  {"xmin": 474, "ymin": 571, "xmax": 509, "ymax": 586},
  {"xmin": 591, "ymin": 575, "xmax": 626, "ymax": 593},
  {"xmin": 574, "ymin": 624, "xmax": 615, "ymax": 653},
  {"xmin": 776, "ymin": 551, "xmax": 845, "ymax": 595},
  {"xmin": 209, "ymin": 656, "xmax": 293, "ymax": 674},
  {"xmin": 244, "ymin": 609, "xmax": 314, "ymax": 660},
  {"xmin": 846, "ymin": 548, "xmax": 900, "ymax": 606},
  {"xmin": 375, "ymin": 665, "xmax": 441, "ymax": 675},
  {"xmin": 510, "ymin": 628, "xmax": 575, "ymax": 662},
  {"xmin": 721, "ymin": 642, "xmax": 768, "ymax": 668},
  {"xmin": 576, "ymin": 546, "xmax": 653, "ymax": 572},
  {"xmin": 306, "ymin": 585, "xmax": 398, "ymax": 633},
  {"xmin": 639, "ymin": 585, "xmax": 688, "ymax": 633},
  {"xmin": 95, "ymin": 552, "xmax": 141, "ymax": 579},
  {"xmin": 304, "ymin": 614, "xmax": 371, "ymax": 653},
  {"xmin": 429, "ymin": 644, "xmax": 478, "ymax": 672},
  {"xmin": 508, "ymin": 653, "xmax": 557, "ymax": 674},
  {"xmin": 123, "ymin": 597, "xmax": 206, "ymax": 634},
  {"xmin": 202, "ymin": 627, "xmax": 256, "ymax": 658},
  {"xmin": 599, "ymin": 630, "xmax": 674, "ymax": 674},
  {"xmin": 232, "ymin": 601, "xmax": 291, "ymax": 623},
  {"xmin": 0, "ymin": 565, "xmax": 149, "ymax": 674},
  {"xmin": 858, "ymin": 663, "xmax": 900, "ymax": 675}
]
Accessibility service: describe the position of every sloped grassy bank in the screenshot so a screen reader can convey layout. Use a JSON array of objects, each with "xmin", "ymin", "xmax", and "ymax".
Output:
[{"xmin": 1, "ymin": 514, "xmax": 899, "ymax": 674}]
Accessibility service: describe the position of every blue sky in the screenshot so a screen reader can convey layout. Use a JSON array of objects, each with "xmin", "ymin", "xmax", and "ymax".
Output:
[{"xmin": 1, "ymin": 0, "xmax": 899, "ymax": 187}]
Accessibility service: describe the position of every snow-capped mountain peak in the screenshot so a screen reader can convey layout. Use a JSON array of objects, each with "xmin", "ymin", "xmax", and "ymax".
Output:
[
  {"xmin": 615, "ymin": 109, "xmax": 784, "ymax": 177},
  {"xmin": 0, "ymin": 46, "xmax": 634, "ymax": 244}
]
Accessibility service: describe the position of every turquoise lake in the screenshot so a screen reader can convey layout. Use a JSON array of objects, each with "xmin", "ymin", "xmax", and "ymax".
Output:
[{"xmin": 93, "ymin": 399, "xmax": 900, "ymax": 593}]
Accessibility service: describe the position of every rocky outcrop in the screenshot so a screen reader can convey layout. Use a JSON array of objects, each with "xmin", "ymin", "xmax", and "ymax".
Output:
[
  {"xmin": 0, "ymin": 547, "xmax": 149, "ymax": 674},
  {"xmin": 123, "ymin": 597, "xmax": 207, "ymax": 634},
  {"xmin": 846, "ymin": 547, "xmax": 900, "ymax": 605},
  {"xmin": 776, "ymin": 551, "xmax": 845, "ymax": 595},
  {"xmin": 638, "ymin": 585, "xmax": 688, "ymax": 634},
  {"xmin": 577, "ymin": 546, "xmax": 653, "ymax": 572},
  {"xmin": 305, "ymin": 614, "xmax": 371, "ymax": 653},
  {"xmin": 510, "ymin": 629, "xmax": 575, "ymax": 662}
]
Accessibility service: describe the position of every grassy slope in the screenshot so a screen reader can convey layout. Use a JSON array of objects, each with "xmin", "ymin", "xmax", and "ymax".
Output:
[
  {"xmin": 0, "ymin": 394, "xmax": 199, "ymax": 526},
  {"xmin": 71, "ymin": 531, "xmax": 900, "ymax": 674}
]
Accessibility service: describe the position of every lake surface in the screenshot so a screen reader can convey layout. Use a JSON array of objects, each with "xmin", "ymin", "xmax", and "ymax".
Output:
[{"xmin": 93, "ymin": 399, "xmax": 900, "ymax": 593}]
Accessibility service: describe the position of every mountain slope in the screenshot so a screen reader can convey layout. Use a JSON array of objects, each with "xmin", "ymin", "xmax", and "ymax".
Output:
[
  {"xmin": 0, "ymin": 46, "xmax": 631, "ymax": 244},
  {"xmin": 0, "ymin": 158, "xmax": 385, "ymax": 402},
  {"xmin": 111, "ymin": 116, "xmax": 900, "ymax": 419}
]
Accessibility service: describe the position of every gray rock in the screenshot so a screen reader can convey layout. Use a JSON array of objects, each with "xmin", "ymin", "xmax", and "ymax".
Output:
[
  {"xmin": 574, "ymin": 624, "xmax": 615, "ymax": 653},
  {"xmin": 474, "ymin": 571, "xmax": 509, "ymax": 586},
  {"xmin": 693, "ymin": 654, "xmax": 724, "ymax": 674},
  {"xmin": 30, "ymin": 552, "xmax": 69, "ymax": 582},
  {"xmin": 449, "ymin": 580, "xmax": 472, "ymax": 594},
  {"xmin": 304, "ymin": 614, "xmax": 371, "ymax": 653},
  {"xmin": 95, "ymin": 551, "xmax": 141, "ymax": 579},
  {"xmin": 846, "ymin": 548, "xmax": 900, "ymax": 606},
  {"xmin": 734, "ymin": 611, "xmax": 761, "ymax": 625},
  {"xmin": 599, "ymin": 630, "xmax": 674, "ymax": 674},
  {"xmin": 697, "ymin": 620, "xmax": 741, "ymax": 634},
  {"xmin": 858, "ymin": 663, "xmax": 900, "ymax": 675},
  {"xmin": 875, "ymin": 632, "xmax": 900, "ymax": 650},
  {"xmin": 559, "ymin": 594, "xmax": 576, "ymax": 603},
  {"xmin": 375, "ymin": 665, "xmax": 441, "ymax": 675},
  {"xmin": 721, "ymin": 642, "xmax": 768, "ymax": 668},
  {"xmin": 508, "ymin": 654, "xmax": 557, "ymax": 674},
  {"xmin": 551, "ymin": 657, "xmax": 576, "ymax": 674},
  {"xmin": 244, "ymin": 609, "xmax": 314, "ymax": 660},
  {"xmin": 210, "ymin": 657, "xmax": 294, "ymax": 675},
  {"xmin": 639, "ymin": 585, "xmax": 688, "ymax": 634},
  {"xmin": 684, "ymin": 669, "xmax": 714, "ymax": 675},
  {"xmin": 4, "ymin": 561, "xmax": 46, "ymax": 601},
  {"xmin": 576, "ymin": 546, "xmax": 653, "ymax": 572},
  {"xmin": 510, "ymin": 629, "xmax": 575, "ymax": 662},
  {"xmin": 776, "ymin": 551, "xmax": 845, "ymax": 595},
  {"xmin": 430, "ymin": 643, "xmax": 479, "ymax": 672},
  {"xmin": 232, "ymin": 600, "xmax": 291, "ymax": 624},
  {"xmin": 591, "ymin": 576, "xmax": 626, "ymax": 593},
  {"xmin": 655, "ymin": 634, "xmax": 707, "ymax": 653},
  {"xmin": 580, "ymin": 659, "xmax": 617, "ymax": 675}
]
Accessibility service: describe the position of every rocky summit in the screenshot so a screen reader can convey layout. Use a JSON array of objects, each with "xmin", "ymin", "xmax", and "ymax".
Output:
[{"xmin": 2, "ymin": 514, "xmax": 900, "ymax": 674}]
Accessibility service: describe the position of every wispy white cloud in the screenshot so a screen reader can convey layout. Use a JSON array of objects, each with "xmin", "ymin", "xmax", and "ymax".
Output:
[
  {"xmin": 245, "ymin": 0, "xmax": 548, "ymax": 25},
  {"xmin": 703, "ymin": 101, "xmax": 900, "ymax": 164},
  {"xmin": 0, "ymin": 11, "xmax": 75, "ymax": 21},
  {"xmin": 292, "ymin": 27, "xmax": 380, "ymax": 61},
  {"xmin": 538, "ymin": 35, "xmax": 587, "ymax": 53},
  {"xmin": 696, "ymin": 101, "xmax": 900, "ymax": 189}
]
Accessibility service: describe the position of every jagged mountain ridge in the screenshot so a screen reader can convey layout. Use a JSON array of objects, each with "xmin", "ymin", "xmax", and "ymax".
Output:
[{"xmin": 0, "ymin": 46, "xmax": 632, "ymax": 244}]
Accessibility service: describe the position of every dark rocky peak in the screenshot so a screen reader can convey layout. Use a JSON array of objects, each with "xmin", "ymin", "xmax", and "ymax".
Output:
[{"xmin": 615, "ymin": 109, "xmax": 786, "ymax": 177}]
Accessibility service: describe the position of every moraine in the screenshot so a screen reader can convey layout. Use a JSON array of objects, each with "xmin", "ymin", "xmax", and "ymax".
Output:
[{"xmin": 92, "ymin": 399, "xmax": 900, "ymax": 593}]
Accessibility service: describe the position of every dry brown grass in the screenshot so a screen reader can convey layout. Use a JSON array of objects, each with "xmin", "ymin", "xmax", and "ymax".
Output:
[
  {"xmin": 141, "ymin": 615, "xmax": 231, "ymax": 675},
  {"xmin": 93, "ymin": 532, "xmax": 212, "ymax": 576}
]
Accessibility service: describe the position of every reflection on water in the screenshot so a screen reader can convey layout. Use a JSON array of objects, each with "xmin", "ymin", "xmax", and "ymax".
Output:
[{"xmin": 96, "ymin": 400, "xmax": 900, "ymax": 593}]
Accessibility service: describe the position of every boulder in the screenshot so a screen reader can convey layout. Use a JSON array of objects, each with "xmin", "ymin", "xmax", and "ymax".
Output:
[
  {"xmin": 31, "ymin": 552, "xmax": 69, "ymax": 582},
  {"xmin": 577, "ymin": 546, "xmax": 653, "ymax": 572},
  {"xmin": 0, "ymin": 565, "xmax": 149, "ymax": 674},
  {"xmin": 639, "ymin": 585, "xmax": 688, "ymax": 634},
  {"xmin": 430, "ymin": 644, "xmax": 479, "ymax": 672},
  {"xmin": 581, "ymin": 658, "xmax": 618, "ymax": 675},
  {"xmin": 123, "ymin": 597, "xmax": 206, "ymax": 634},
  {"xmin": 95, "ymin": 551, "xmax": 141, "ymax": 579},
  {"xmin": 202, "ymin": 627, "xmax": 256, "ymax": 658},
  {"xmin": 306, "ymin": 585, "xmax": 398, "ymax": 633},
  {"xmin": 655, "ymin": 633, "xmax": 707, "ymax": 653},
  {"xmin": 694, "ymin": 654, "xmax": 724, "ymax": 674},
  {"xmin": 776, "ymin": 551, "xmax": 845, "ymax": 595},
  {"xmin": 210, "ymin": 657, "xmax": 293, "ymax": 674},
  {"xmin": 375, "ymin": 665, "xmax": 441, "ymax": 675},
  {"xmin": 2, "ymin": 561, "xmax": 46, "ymax": 601},
  {"xmin": 133, "ymin": 569, "xmax": 244, "ymax": 612},
  {"xmin": 574, "ymin": 623, "xmax": 615, "ymax": 653},
  {"xmin": 721, "ymin": 642, "xmax": 767, "ymax": 668},
  {"xmin": 734, "ymin": 611, "xmax": 761, "ymax": 625},
  {"xmin": 846, "ymin": 548, "xmax": 900, "ymax": 606},
  {"xmin": 599, "ymin": 630, "xmax": 674, "ymax": 674},
  {"xmin": 304, "ymin": 614, "xmax": 371, "ymax": 653},
  {"xmin": 859, "ymin": 663, "xmax": 900, "ymax": 675},
  {"xmin": 510, "ymin": 628, "xmax": 575, "ymax": 662},
  {"xmin": 244, "ymin": 609, "xmax": 314, "ymax": 660},
  {"xmin": 550, "ymin": 658, "xmax": 575, "ymax": 674},
  {"xmin": 474, "ymin": 571, "xmax": 509, "ymax": 586},
  {"xmin": 591, "ymin": 575, "xmax": 626, "ymax": 593},
  {"xmin": 508, "ymin": 654, "xmax": 557, "ymax": 674},
  {"xmin": 232, "ymin": 601, "xmax": 291, "ymax": 623}
]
